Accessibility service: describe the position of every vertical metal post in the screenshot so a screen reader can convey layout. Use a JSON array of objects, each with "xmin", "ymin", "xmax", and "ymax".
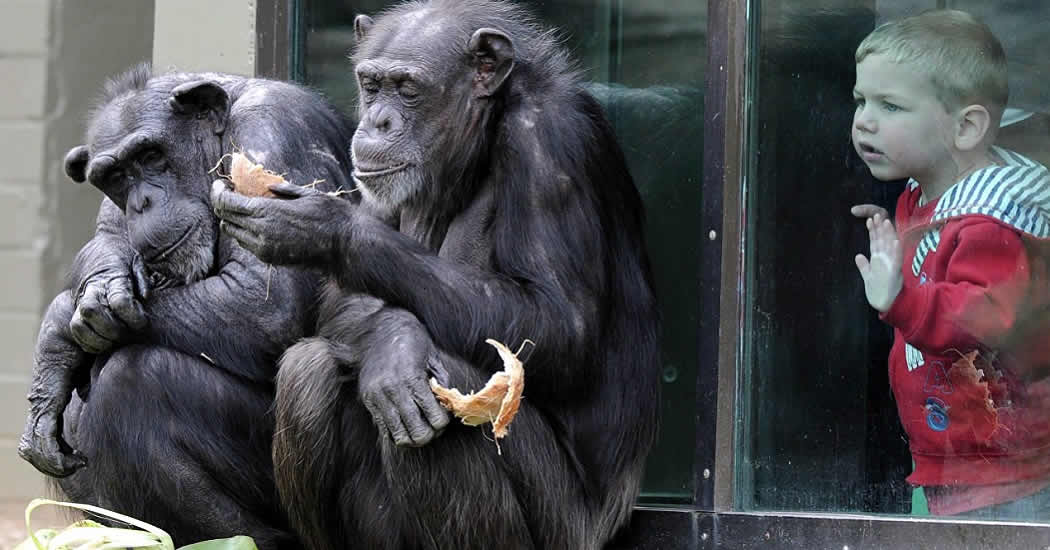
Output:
[
  {"xmin": 700, "ymin": 0, "xmax": 750, "ymax": 513},
  {"xmin": 256, "ymin": 0, "xmax": 293, "ymax": 79}
]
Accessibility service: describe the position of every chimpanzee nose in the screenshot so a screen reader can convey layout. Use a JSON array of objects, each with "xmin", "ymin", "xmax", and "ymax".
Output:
[
  {"xmin": 365, "ymin": 104, "xmax": 402, "ymax": 137},
  {"xmin": 128, "ymin": 186, "xmax": 152, "ymax": 214}
]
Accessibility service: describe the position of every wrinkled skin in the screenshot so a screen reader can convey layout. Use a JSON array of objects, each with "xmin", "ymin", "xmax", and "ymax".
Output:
[
  {"xmin": 19, "ymin": 64, "xmax": 356, "ymax": 549},
  {"xmin": 213, "ymin": 2, "xmax": 662, "ymax": 549}
]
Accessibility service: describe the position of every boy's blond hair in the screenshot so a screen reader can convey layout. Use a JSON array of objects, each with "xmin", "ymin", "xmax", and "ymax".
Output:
[{"xmin": 856, "ymin": 9, "xmax": 1008, "ymax": 124}]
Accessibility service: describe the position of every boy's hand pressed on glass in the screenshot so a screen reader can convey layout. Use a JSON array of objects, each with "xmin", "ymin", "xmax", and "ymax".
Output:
[{"xmin": 854, "ymin": 212, "xmax": 902, "ymax": 313}]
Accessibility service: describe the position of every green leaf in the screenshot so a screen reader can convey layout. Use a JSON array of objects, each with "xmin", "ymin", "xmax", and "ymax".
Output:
[
  {"xmin": 177, "ymin": 536, "xmax": 259, "ymax": 550},
  {"xmin": 12, "ymin": 529, "xmax": 56, "ymax": 550},
  {"xmin": 20, "ymin": 498, "xmax": 175, "ymax": 550}
]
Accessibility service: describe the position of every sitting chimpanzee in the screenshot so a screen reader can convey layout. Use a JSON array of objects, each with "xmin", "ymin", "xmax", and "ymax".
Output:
[
  {"xmin": 18, "ymin": 64, "xmax": 356, "ymax": 548},
  {"xmin": 211, "ymin": 1, "xmax": 662, "ymax": 549}
]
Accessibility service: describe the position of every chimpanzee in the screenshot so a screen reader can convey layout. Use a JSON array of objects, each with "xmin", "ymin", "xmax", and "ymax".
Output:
[
  {"xmin": 210, "ymin": 1, "xmax": 662, "ymax": 549},
  {"xmin": 18, "ymin": 64, "xmax": 356, "ymax": 548}
]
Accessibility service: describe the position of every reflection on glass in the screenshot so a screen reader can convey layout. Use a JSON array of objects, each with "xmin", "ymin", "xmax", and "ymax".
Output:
[
  {"xmin": 295, "ymin": 0, "xmax": 705, "ymax": 504},
  {"xmin": 741, "ymin": 0, "xmax": 1050, "ymax": 522}
]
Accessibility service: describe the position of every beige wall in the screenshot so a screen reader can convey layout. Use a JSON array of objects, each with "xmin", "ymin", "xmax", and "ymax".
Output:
[
  {"xmin": 0, "ymin": 0, "xmax": 155, "ymax": 502},
  {"xmin": 153, "ymin": 0, "xmax": 257, "ymax": 76},
  {"xmin": 0, "ymin": 0, "xmax": 257, "ymax": 506}
]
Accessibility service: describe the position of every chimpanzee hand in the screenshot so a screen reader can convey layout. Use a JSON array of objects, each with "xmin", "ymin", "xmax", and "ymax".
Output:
[
  {"xmin": 358, "ymin": 328, "xmax": 452, "ymax": 447},
  {"xmin": 70, "ymin": 252, "xmax": 150, "ymax": 354},
  {"xmin": 20, "ymin": 295, "xmax": 89, "ymax": 477},
  {"xmin": 210, "ymin": 180, "xmax": 350, "ymax": 266}
]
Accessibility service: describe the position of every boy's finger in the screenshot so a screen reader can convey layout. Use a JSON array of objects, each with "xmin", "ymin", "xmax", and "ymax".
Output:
[
  {"xmin": 851, "ymin": 204, "xmax": 889, "ymax": 219},
  {"xmin": 855, "ymin": 254, "xmax": 870, "ymax": 274},
  {"xmin": 876, "ymin": 218, "xmax": 896, "ymax": 239}
]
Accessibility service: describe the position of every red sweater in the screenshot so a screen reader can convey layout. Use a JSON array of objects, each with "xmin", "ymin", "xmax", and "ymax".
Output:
[{"xmin": 881, "ymin": 148, "xmax": 1050, "ymax": 507}]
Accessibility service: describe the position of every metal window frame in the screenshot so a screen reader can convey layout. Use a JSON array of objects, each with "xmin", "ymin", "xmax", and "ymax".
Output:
[
  {"xmin": 255, "ymin": 0, "xmax": 294, "ymax": 79},
  {"xmin": 257, "ymin": 0, "xmax": 1050, "ymax": 546}
]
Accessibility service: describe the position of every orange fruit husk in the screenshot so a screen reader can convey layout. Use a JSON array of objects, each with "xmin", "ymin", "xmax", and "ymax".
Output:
[{"xmin": 429, "ymin": 339, "xmax": 526, "ymax": 440}]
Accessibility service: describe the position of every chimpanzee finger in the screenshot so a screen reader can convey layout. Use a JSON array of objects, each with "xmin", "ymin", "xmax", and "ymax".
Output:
[
  {"xmin": 210, "ymin": 180, "xmax": 264, "ymax": 217},
  {"xmin": 375, "ymin": 391, "xmax": 417, "ymax": 446},
  {"xmin": 106, "ymin": 276, "xmax": 147, "ymax": 332},
  {"xmin": 220, "ymin": 220, "xmax": 266, "ymax": 257},
  {"xmin": 131, "ymin": 252, "xmax": 151, "ymax": 300},
  {"xmin": 411, "ymin": 377, "xmax": 450, "ymax": 432},
  {"xmin": 69, "ymin": 306, "xmax": 113, "ymax": 354},
  {"xmin": 362, "ymin": 398, "xmax": 393, "ymax": 442},
  {"xmin": 383, "ymin": 384, "xmax": 434, "ymax": 446},
  {"xmin": 268, "ymin": 181, "xmax": 322, "ymax": 199},
  {"xmin": 18, "ymin": 433, "xmax": 86, "ymax": 478},
  {"xmin": 426, "ymin": 354, "xmax": 452, "ymax": 387},
  {"xmin": 76, "ymin": 286, "xmax": 123, "ymax": 342}
]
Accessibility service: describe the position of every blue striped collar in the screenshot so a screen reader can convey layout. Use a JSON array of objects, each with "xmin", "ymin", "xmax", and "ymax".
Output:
[{"xmin": 908, "ymin": 147, "xmax": 1050, "ymax": 238}]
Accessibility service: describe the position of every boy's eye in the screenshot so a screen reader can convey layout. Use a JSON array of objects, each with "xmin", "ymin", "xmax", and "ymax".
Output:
[
  {"xmin": 854, "ymin": 97, "xmax": 865, "ymax": 109},
  {"xmin": 882, "ymin": 101, "xmax": 900, "ymax": 112}
]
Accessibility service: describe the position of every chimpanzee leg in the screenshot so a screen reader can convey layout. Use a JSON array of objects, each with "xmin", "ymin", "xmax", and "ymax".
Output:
[
  {"xmin": 57, "ymin": 345, "xmax": 297, "ymax": 549},
  {"xmin": 273, "ymin": 337, "xmax": 412, "ymax": 550},
  {"xmin": 275, "ymin": 336, "xmax": 593, "ymax": 550}
]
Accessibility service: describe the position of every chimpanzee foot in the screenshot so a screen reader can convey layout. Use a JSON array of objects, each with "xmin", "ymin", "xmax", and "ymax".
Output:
[{"xmin": 18, "ymin": 413, "xmax": 86, "ymax": 477}]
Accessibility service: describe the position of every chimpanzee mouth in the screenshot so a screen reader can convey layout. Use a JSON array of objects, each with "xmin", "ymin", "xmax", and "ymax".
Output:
[
  {"xmin": 145, "ymin": 225, "xmax": 195, "ymax": 264},
  {"xmin": 353, "ymin": 163, "xmax": 409, "ymax": 179}
]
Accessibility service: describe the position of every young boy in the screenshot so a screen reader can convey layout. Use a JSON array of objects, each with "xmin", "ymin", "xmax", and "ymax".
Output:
[{"xmin": 851, "ymin": 9, "xmax": 1050, "ymax": 517}]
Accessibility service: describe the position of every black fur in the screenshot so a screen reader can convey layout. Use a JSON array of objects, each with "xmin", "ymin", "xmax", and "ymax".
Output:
[
  {"xmin": 20, "ymin": 64, "xmax": 356, "ymax": 548},
  {"xmin": 231, "ymin": 2, "xmax": 662, "ymax": 549}
]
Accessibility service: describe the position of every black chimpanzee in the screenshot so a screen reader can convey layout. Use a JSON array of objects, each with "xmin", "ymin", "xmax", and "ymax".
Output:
[
  {"xmin": 18, "ymin": 64, "xmax": 356, "ymax": 548},
  {"xmin": 210, "ymin": 1, "xmax": 662, "ymax": 549}
]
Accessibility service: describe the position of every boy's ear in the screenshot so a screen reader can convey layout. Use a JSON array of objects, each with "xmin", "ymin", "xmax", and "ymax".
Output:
[{"xmin": 955, "ymin": 104, "xmax": 992, "ymax": 151}]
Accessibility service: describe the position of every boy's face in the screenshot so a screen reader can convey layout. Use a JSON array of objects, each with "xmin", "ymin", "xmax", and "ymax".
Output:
[{"xmin": 852, "ymin": 54, "xmax": 957, "ymax": 187}]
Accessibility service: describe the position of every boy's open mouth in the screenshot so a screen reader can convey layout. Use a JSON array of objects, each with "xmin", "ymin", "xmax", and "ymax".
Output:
[{"xmin": 859, "ymin": 143, "xmax": 883, "ymax": 155}]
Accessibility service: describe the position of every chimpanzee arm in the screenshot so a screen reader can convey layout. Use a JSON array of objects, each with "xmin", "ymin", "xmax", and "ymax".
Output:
[
  {"xmin": 133, "ymin": 239, "xmax": 319, "ymax": 380},
  {"xmin": 212, "ymin": 180, "xmax": 603, "ymax": 392},
  {"xmin": 66, "ymin": 199, "xmax": 149, "ymax": 354},
  {"xmin": 19, "ymin": 290, "xmax": 90, "ymax": 477},
  {"xmin": 314, "ymin": 288, "xmax": 451, "ymax": 446},
  {"xmin": 20, "ymin": 199, "xmax": 147, "ymax": 477},
  {"xmin": 335, "ymin": 181, "xmax": 603, "ymax": 389}
]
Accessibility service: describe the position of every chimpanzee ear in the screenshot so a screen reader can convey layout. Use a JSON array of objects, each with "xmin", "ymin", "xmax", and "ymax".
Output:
[
  {"xmin": 64, "ymin": 145, "xmax": 89, "ymax": 183},
  {"xmin": 354, "ymin": 15, "xmax": 374, "ymax": 43},
  {"xmin": 168, "ymin": 80, "xmax": 230, "ymax": 135},
  {"xmin": 468, "ymin": 28, "xmax": 515, "ymax": 98}
]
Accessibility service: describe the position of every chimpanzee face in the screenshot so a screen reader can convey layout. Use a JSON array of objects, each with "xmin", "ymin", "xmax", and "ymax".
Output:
[
  {"xmin": 349, "ymin": 57, "xmax": 438, "ymax": 215},
  {"xmin": 64, "ymin": 80, "xmax": 229, "ymax": 288},
  {"xmin": 349, "ymin": 11, "xmax": 516, "ymax": 216}
]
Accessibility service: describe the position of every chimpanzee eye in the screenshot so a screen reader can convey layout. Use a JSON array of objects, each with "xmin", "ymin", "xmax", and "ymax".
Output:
[
  {"xmin": 360, "ymin": 77, "xmax": 380, "ymax": 95},
  {"xmin": 398, "ymin": 81, "xmax": 420, "ymax": 100},
  {"xmin": 398, "ymin": 83, "xmax": 423, "ymax": 107},
  {"xmin": 138, "ymin": 148, "xmax": 168, "ymax": 173},
  {"xmin": 141, "ymin": 149, "xmax": 163, "ymax": 166},
  {"xmin": 109, "ymin": 168, "xmax": 126, "ymax": 183}
]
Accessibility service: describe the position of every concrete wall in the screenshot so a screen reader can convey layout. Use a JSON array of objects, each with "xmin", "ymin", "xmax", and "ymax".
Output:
[
  {"xmin": 153, "ymin": 0, "xmax": 257, "ymax": 76},
  {"xmin": 0, "ymin": 0, "xmax": 260, "ymax": 507},
  {"xmin": 0, "ymin": 0, "xmax": 155, "ymax": 502}
]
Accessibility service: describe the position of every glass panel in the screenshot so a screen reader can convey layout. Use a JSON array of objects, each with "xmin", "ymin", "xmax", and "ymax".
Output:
[
  {"xmin": 295, "ymin": 0, "xmax": 706, "ymax": 504},
  {"xmin": 740, "ymin": 0, "xmax": 1050, "ymax": 521}
]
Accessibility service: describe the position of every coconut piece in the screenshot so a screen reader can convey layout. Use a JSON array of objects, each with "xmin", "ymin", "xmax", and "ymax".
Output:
[
  {"xmin": 229, "ymin": 152, "xmax": 284, "ymax": 197},
  {"xmin": 430, "ymin": 338, "xmax": 527, "ymax": 440}
]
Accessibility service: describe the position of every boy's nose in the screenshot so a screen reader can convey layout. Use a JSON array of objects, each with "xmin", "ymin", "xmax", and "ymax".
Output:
[{"xmin": 854, "ymin": 111, "xmax": 876, "ymax": 133}]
